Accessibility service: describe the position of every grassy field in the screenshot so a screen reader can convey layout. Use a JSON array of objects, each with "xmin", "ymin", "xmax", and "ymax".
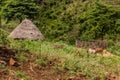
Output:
[
  {"xmin": 0, "ymin": 36, "xmax": 119, "ymax": 79},
  {"xmin": 0, "ymin": 29, "xmax": 120, "ymax": 79}
]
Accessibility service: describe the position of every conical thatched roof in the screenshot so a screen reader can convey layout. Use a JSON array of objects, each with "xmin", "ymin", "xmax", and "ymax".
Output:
[{"xmin": 8, "ymin": 19, "xmax": 45, "ymax": 41}]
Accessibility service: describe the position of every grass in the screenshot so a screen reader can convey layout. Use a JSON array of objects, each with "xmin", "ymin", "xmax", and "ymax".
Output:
[
  {"xmin": 3, "ymin": 39, "xmax": 119, "ymax": 79},
  {"xmin": 0, "ymin": 31, "xmax": 120, "ymax": 79},
  {"xmin": 0, "ymin": 0, "xmax": 120, "ymax": 79},
  {"xmin": 0, "ymin": 63, "xmax": 6, "ymax": 69},
  {"xmin": 15, "ymin": 70, "xmax": 30, "ymax": 80},
  {"xmin": 16, "ymin": 52, "xmax": 28, "ymax": 62}
]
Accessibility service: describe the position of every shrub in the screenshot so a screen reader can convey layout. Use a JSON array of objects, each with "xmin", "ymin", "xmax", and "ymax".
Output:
[
  {"xmin": 78, "ymin": 2, "xmax": 120, "ymax": 40},
  {"xmin": 0, "ymin": 29, "xmax": 9, "ymax": 46},
  {"xmin": 2, "ymin": 0, "xmax": 39, "ymax": 22}
]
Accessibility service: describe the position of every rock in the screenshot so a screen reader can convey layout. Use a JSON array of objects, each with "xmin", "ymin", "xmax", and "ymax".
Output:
[
  {"xmin": 9, "ymin": 58, "xmax": 16, "ymax": 66},
  {"xmin": 88, "ymin": 48, "xmax": 96, "ymax": 54}
]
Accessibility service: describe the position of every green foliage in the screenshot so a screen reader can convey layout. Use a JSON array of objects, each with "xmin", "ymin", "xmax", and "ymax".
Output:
[
  {"xmin": 35, "ymin": 58, "xmax": 47, "ymax": 67},
  {"xmin": 0, "ymin": 0, "xmax": 5, "ymax": 12},
  {"xmin": 0, "ymin": 37, "xmax": 119, "ymax": 79},
  {"xmin": 0, "ymin": 29, "xmax": 9, "ymax": 46},
  {"xmin": 0, "ymin": 1, "xmax": 120, "ymax": 79},
  {"xmin": 15, "ymin": 70, "xmax": 30, "ymax": 80},
  {"xmin": 1, "ymin": 0, "xmax": 120, "ymax": 44},
  {"xmin": 36, "ymin": 0, "xmax": 80, "ymax": 43},
  {"xmin": 107, "ymin": 39, "xmax": 115, "ymax": 46},
  {"xmin": 35, "ymin": 1, "xmax": 120, "ymax": 43},
  {"xmin": 16, "ymin": 53, "xmax": 28, "ymax": 62},
  {"xmin": 78, "ymin": 2, "xmax": 120, "ymax": 40},
  {"xmin": 0, "ymin": 63, "xmax": 6, "ymax": 69},
  {"xmin": 107, "ymin": 44, "xmax": 120, "ymax": 56},
  {"xmin": 2, "ymin": 0, "xmax": 39, "ymax": 22}
]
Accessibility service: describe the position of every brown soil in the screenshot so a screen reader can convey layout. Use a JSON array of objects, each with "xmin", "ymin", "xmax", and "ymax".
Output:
[{"xmin": 0, "ymin": 46, "xmax": 119, "ymax": 80}]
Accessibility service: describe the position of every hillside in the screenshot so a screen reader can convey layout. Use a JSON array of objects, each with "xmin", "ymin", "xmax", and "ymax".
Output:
[
  {"xmin": 0, "ymin": 0, "xmax": 120, "ymax": 80},
  {"xmin": 0, "ymin": 28, "xmax": 120, "ymax": 80},
  {"xmin": 0, "ymin": 38, "xmax": 120, "ymax": 80},
  {"xmin": 1, "ymin": 0, "xmax": 120, "ymax": 43}
]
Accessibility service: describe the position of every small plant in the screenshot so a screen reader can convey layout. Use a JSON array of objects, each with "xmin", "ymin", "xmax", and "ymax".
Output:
[
  {"xmin": 35, "ymin": 58, "xmax": 47, "ymax": 67},
  {"xmin": 16, "ymin": 53, "xmax": 27, "ymax": 62},
  {"xmin": 0, "ymin": 63, "xmax": 6, "ymax": 69},
  {"xmin": 0, "ymin": 29, "xmax": 9, "ymax": 46},
  {"xmin": 15, "ymin": 70, "xmax": 30, "ymax": 80},
  {"xmin": 107, "ymin": 42, "xmax": 120, "ymax": 56},
  {"xmin": 108, "ymin": 39, "xmax": 115, "ymax": 46}
]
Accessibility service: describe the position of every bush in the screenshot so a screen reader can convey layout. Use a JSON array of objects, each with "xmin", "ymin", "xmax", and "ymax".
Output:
[
  {"xmin": 107, "ymin": 39, "xmax": 115, "ymax": 46},
  {"xmin": 0, "ymin": 29, "xmax": 9, "ymax": 46},
  {"xmin": 78, "ymin": 2, "xmax": 120, "ymax": 40},
  {"xmin": 2, "ymin": 0, "xmax": 39, "ymax": 22}
]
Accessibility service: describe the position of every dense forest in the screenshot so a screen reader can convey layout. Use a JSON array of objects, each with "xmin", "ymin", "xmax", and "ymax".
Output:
[{"xmin": 0, "ymin": 0, "xmax": 120, "ymax": 44}]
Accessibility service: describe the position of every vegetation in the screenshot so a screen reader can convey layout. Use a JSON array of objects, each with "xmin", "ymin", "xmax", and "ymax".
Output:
[
  {"xmin": 78, "ymin": 3, "xmax": 120, "ymax": 40},
  {"xmin": 0, "ymin": 0, "xmax": 120, "ymax": 80},
  {"xmin": 1, "ymin": 0, "xmax": 39, "ymax": 23},
  {"xmin": 0, "ymin": 34, "xmax": 120, "ymax": 79},
  {"xmin": 1, "ymin": 0, "xmax": 120, "ymax": 43},
  {"xmin": 15, "ymin": 70, "xmax": 30, "ymax": 80}
]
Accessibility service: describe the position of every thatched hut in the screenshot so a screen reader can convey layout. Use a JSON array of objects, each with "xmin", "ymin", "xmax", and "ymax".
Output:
[{"xmin": 8, "ymin": 19, "xmax": 45, "ymax": 41}]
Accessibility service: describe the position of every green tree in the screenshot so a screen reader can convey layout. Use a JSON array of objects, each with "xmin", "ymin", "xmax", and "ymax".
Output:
[
  {"xmin": 78, "ymin": 2, "xmax": 120, "ymax": 40},
  {"xmin": 0, "ymin": 0, "xmax": 4, "ymax": 27},
  {"xmin": 2, "ymin": 0, "xmax": 39, "ymax": 22}
]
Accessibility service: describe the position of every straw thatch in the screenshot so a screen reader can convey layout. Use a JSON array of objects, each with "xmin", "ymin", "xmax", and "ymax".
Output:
[
  {"xmin": 75, "ymin": 40, "xmax": 108, "ymax": 49},
  {"xmin": 8, "ymin": 19, "xmax": 45, "ymax": 41}
]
